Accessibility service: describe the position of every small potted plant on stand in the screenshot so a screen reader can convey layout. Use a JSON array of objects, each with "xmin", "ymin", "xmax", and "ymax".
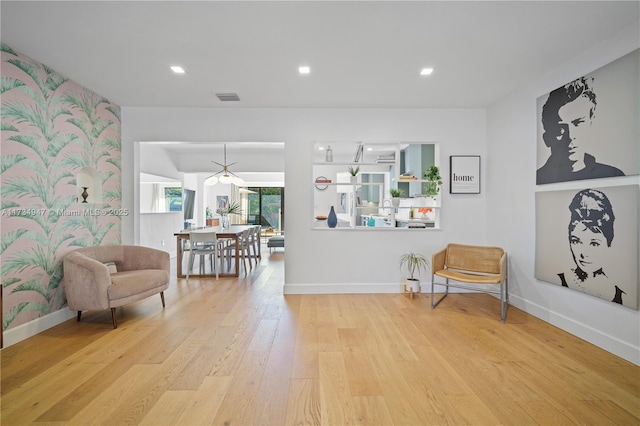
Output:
[
  {"xmin": 348, "ymin": 165, "xmax": 360, "ymax": 184},
  {"xmin": 389, "ymin": 188, "xmax": 404, "ymax": 208},
  {"xmin": 423, "ymin": 165, "xmax": 443, "ymax": 205},
  {"xmin": 399, "ymin": 252, "xmax": 430, "ymax": 299}
]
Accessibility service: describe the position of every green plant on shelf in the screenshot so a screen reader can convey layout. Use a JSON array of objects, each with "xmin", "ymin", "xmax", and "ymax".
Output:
[
  {"xmin": 389, "ymin": 188, "xmax": 404, "ymax": 198},
  {"xmin": 348, "ymin": 165, "xmax": 360, "ymax": 176},
  {"xmin": 423, "ymin": 165, "xmax": 443, "ymax": 199}
]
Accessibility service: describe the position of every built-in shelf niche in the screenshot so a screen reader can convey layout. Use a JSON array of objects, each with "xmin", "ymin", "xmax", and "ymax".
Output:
[{"xmin": 76, "ymin": 166, "xmax": 102, "ymax": 204}]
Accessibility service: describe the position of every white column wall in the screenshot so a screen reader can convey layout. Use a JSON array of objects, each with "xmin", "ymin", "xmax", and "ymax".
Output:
[{"xmin": 485, "ymin": 23, "xmax": 640, "ymax": 364}]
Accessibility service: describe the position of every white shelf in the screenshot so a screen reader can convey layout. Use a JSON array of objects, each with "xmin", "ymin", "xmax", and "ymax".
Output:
[
  {"xmin": 314, "ymin": 182, "xmax": 383, "ymax": 186},
  {"xmin": 313, "ymin": 162, "xmax": 385, "ymax": 166}
]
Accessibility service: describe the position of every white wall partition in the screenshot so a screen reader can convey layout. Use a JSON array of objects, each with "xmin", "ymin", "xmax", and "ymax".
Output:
[{"xmin": 122, "ymin": 108, "xmax": 487, "ymax": 288}]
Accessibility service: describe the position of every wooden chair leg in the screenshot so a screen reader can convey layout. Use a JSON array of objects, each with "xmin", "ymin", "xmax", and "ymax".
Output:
[
  {"xmin": 111, "ymin": 308, "xmax": 118, "ymax": 329},
  {"xmin": 160, "ymin": 292, "xmax": 165, "ymax": 308}
]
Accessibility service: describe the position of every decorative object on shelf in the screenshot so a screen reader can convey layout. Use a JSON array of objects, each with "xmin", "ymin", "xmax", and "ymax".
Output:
[
  {"xmin": 80, "ymin": 187, "xmax": 89, "ymax": 203},
  {"xmin": 399, "ymin": 173, "xmax": 418, "ymax": 181},
  {"xmin": 423, "ymin": 165, "xmax": 443, "ymax": 199},
  {"xmin": 348, "ymin": 165, "xmax": 360, "ymax": 183},
  {"xmin": 400, "ymin": 252, "xmax": 430, "ymax": 299},
  {"xmin": 314, "ymin": 176, "xmax": 330, "ymax": 190},
  {"xmin": 389, "ymin": 188, "xmax": 404, "ymax": 207},
  {"xmin": 352, "ymin": 142, "xmax": 364, "ymax": 162},
  {"xmin": 450, "ymin": 155, "xmax": 481, "ymax": 194},
  {"xmin": 315, "ymin": 215, "xmax": 327, "ymax": 221},
  {"xmin": 418, "ymin": 207, "xmax": 433, "ymax": 219},
  {"xmin": 216, "ymin": 201, "xmax": 243, "ymax": 230},
  {"xmin": 327, "ymin": 206, "xmax": 337, "ymax": 228},
  {"xmin": 325, "ymin": 145, "xmax": 333, "ymax": 162},
  {"xmin": 204, "ymin": 144, "xmax": 244, "ymax": 186},
  {"xmin": 205, "ymin": 206, "xmax": 219, "ymax": 227},
  {"xmin": 367, "ymin": 216, "xmax": 375, "ymax": 227}
]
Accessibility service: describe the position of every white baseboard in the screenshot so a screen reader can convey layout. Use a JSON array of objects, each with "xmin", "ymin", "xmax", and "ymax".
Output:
[
  {"xmin": 283, "ymin": 281, "xmax": 479, "ymax": 295},
  {"xmin": 508, "ymin": 294, "xmax": 639, "ymax": 366},
  {"xmin": 284, "ymin": 282, "xmax": 407, "ymax": 294},
  {"xmin": 2, "ymin": 308, "xmax": 75, "ymax": 348}
]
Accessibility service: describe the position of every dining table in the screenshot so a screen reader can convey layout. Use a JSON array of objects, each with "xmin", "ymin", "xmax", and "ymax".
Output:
[{"xmin": 174, "ymin": 225, "xmax": 259, "ymax": 278}]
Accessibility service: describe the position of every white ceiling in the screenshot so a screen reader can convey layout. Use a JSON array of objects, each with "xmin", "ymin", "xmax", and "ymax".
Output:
[{"xmin": 2, "ymin": 1, "xmax": 638, "ymax": 109}]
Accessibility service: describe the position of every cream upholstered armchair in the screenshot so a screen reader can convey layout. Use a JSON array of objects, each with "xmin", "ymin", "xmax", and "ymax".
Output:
[{"xmin": 63, "ymin": 245, "xmax": 170, "ymax": 328}]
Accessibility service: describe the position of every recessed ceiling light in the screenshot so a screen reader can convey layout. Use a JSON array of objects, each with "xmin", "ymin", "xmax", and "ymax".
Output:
[
  {"xmin": 171, "ymin": 66, "xmax": 186, "ymax": 74},
  {"xmin": 420, "ymin": 68, "xmax": 434, "ymax": 76},
  {"xmin": 299, "ymin": 66, "xmax": 310, "ymax": 75}
]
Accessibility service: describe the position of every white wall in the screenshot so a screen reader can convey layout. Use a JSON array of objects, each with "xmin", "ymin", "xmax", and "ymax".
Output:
[
  {"xmin": 139, "ymin": 212, "xmax": 182, "ymax": 256},
  {"xmin": 485, "ymin": 23, "xmax": 640, "ymax": 364},
  {"xmin": 122, "ymin": 108, "xmax": 488, "ymax": 289}
]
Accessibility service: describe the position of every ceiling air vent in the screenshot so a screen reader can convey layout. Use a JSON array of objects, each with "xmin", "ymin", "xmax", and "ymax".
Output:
[{"xmin": 215, "ymin": 93, "xmax": 240, "ymax": 102}]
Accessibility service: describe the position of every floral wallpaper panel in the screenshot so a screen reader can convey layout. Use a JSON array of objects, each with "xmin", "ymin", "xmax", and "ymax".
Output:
[{"xmin": 1, "ymin": 44, "xmax": 122, "ymax": 331}]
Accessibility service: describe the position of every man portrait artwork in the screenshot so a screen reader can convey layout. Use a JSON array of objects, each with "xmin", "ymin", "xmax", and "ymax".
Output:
[
  {"xmin": 537, "ymin": 77, "xmax": 624, "ymax": 184},
  {"xmin": 536, "ymin": 49, "xmax": 639, "ymax": 185}
]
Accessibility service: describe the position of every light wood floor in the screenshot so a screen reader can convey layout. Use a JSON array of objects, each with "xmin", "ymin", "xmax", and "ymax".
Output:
[{"xmin": 2, "ymin": 250, "xmax": 639, "ymax": 425}]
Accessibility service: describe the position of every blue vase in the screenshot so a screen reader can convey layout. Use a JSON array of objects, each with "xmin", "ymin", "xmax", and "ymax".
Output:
[{"xmin": 327, "ymin": 206, "xmax": 337, "ymax": 228}]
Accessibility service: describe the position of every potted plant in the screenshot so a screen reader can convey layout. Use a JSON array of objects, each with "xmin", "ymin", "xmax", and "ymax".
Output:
[
  {"xmin": 423, "ymin": 165, "xmax": 443, "ymax": 200},
  {"xmin": 399, "ymin": 252, "xmax": 430, "ymax": 295},
  {"xmin": 205, "ymin": 206, "xmax": 216, "ymax": 227},
  {"xmin": 216, "ymin": 201, "xmax": 243, "ymax": 230},
  {"xmin": 348, "ymin": 165, "xmax": 360, "ymax": 184},
  {"xmin": 389, "ymin": 188, "xmax": 404, "ymax": 207}
]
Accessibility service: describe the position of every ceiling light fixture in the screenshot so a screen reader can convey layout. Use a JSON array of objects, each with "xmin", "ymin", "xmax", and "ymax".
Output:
[
  {"xmin": 298, "ymin": 65, "xmax": 311, "ymax": 74},
  {"xmin": 171, "ymin": 66, "xmax": 186, "ymax": 74},
  {"xmin": 204, "ymin": 144, "xmax": 244, "ymax": 186},
  {"xmin": 420, "ymin": 67, "xmax": 434, "ymax": 76}
]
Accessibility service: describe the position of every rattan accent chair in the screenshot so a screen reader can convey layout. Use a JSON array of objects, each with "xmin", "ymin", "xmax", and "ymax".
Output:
[{"xmin": 431, "ymin": 243, "xmax": 508, "ymax": 322}]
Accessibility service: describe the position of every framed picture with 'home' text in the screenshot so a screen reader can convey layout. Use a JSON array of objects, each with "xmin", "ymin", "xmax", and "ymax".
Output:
[{"xmin": 450, "ymin": 155, "xmax": 480, "ymax": 194}]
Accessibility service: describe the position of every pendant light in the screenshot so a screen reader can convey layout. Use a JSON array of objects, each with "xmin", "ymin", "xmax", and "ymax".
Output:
[{"xmin": 204, "ymin": 144, "xmax": 243, "ymax": 186}]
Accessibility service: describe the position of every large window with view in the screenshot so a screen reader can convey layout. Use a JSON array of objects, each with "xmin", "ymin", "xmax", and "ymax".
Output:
[{"xmin": 246, "ymin": 187, "xmax": 284, "ymax": 232}]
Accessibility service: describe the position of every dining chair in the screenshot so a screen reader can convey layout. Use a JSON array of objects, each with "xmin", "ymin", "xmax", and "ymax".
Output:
[
  {"xmin": 223, "ymin": 229, "xmax": 252, "ymax": 275},
  {"xmin": 250, "ymin": 225, "xmax": 261, "ymax": 262},
  {"xmin": 187, "ymin": 229, "xmax": 222, "ymax": 280}
]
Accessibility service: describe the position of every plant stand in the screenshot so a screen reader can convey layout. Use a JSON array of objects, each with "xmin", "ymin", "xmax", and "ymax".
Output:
[{"xmin": 403, "ymin": 280, "xmax": 421, "ymax": 299}]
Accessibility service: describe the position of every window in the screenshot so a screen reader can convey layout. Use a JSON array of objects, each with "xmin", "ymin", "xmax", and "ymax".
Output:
[{"xmin": 247, "ymin": 187, "xmax": 284, "ymax": 231}]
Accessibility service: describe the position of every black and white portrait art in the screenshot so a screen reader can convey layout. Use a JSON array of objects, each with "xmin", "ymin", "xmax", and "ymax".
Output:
[
  {"xmin": 535, "ymin": 185, "xmax": 639, "ymax": 310},
  {"xmin": 536, "ymin": 49, "xmax": 639, "ymax": 185}
]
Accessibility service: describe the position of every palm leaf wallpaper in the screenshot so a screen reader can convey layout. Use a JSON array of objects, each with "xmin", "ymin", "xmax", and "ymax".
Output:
[{"xmin": 1, "ymin": 44, "xmax": 122, "ymax": 331}]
